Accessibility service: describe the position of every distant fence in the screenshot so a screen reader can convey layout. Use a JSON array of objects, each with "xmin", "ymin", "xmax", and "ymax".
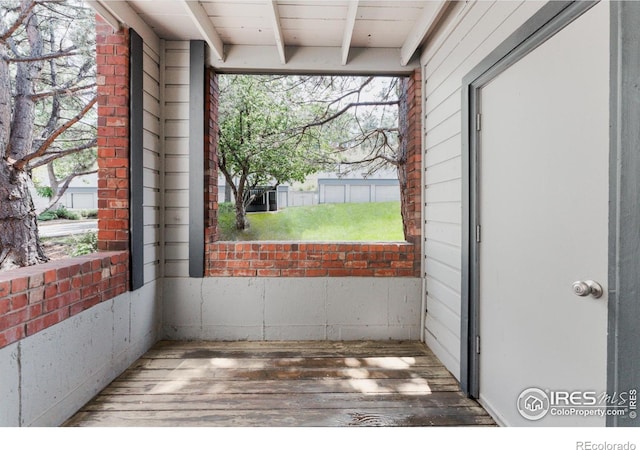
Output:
[
  {"xmin": 318, "ymin": 179, "xmax": 400, "ymax": 204},
  {"xmin": 219, "ymin": 179, "xmax": 400, "ymax": 209}
]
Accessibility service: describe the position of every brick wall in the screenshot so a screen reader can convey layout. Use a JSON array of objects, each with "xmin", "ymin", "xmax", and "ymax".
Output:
[
  {"xmin": 404, "ymin": 68, "xmax": 422, "ymax": 245},
  {"xmin": 96, "ymin": 16, "xmax": 130, "ymax": 252},
  {"xmin": 0, "ymin": 18, "xmax": 133, "ymax": 351},
  {"xmin": 204, "ymin": 68, "xmax": 220, "ymax": 248},
  {"xmin": 0, "ymin": 252, "xmax": 129, "ymax": 349},
  {"xmin": 204, "ymin": 70, "xmax": 422, "ymax": 278},
  {"xmin": 207, "ymin": 242, "xmax": 418, "ymax": 277}
]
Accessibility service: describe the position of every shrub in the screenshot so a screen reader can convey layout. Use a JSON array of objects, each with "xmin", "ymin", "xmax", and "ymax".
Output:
[
  {"xmin": 38, "ymin": 211, "xmax": 57, "ymax": 221},
  {"xmin": 80, "ymin": 209, "xmax": 98, "ymax": 219},
  {"xmin": 54, "ymin": 206, "xmax": 80, "ymax": 220},
  {"xmin": 68, "ymin": 232, "xmax": 98, "ymax": 256}
]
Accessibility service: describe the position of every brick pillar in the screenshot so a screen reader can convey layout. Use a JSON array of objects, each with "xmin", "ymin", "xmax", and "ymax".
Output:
[
  {"xmin": 405, "ymin": 68, "xmax": 422, "ymax": 245},
  {"xmin": 398, "ymin": 68, "xmax": 422, "ymax": 274},
  {"xmin": 95, "ymin": 16, "xmax": 130, "ymax": 252},
  {"xmin": 204, "ymin": 68, "xmax": 219, "ymax": 274}
]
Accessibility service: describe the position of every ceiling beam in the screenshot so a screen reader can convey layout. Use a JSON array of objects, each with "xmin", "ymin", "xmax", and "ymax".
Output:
[
  {"xmin": 266, "ymin": 0, "xmax": 287, "ymax": 64},
  {"xmin": 400, "ymin": 0, "xmax": 449, "ymax": 66},
  {"xmin": 181, "ymin": 1, "xmax": 225, "ymax": 62},
  {"xmin": 213, "ymin": 46, "xmax": 419, "ymax": 75},
  {"xmin": 94, "ymin": 0, "xmax": 160, "ymax": 50},
  {"xmin": 341, "ymin": 0, "xmax": 359, "ymax": 65}
]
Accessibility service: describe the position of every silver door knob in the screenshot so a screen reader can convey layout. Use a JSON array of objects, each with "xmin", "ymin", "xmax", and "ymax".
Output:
[{"xmin": 572, "ymin": 280, "xmax": 603, "ymax": 298}]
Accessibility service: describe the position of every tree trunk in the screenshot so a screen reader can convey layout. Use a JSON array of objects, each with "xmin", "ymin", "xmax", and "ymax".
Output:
[
  {"xmin": 0, "ymin": 164, "xmax": 48, "ymax": 271},
  {"xmin": 397, "ymin": 78, "xmax": 410, "ymax": 242},
  {"xmin": 0, "ymin": 3, "xmax": 48, "ymax": 271},
  {"xmin": 396, "ymin": 162, "xmax": 410, "ymax": 242},
  {"xmin": 234, "ymin": 193, "xmax": 249, "ymax": 230}
]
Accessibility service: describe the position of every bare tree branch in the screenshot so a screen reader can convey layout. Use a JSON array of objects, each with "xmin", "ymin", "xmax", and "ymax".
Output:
[
  {"xmin": 298, "ymin": 100, "xmax": 399, "ymax": 132},
  {"xmin": 27, "ymin": 138, "xmax": 96, "ymax": 169},
  {"xmin": 0, "ymin": 1, "xmax": 37, "ymax": 43},
  {"xmin": 13, "ymin": 95, "xmax": 96, "ymax": 170},
  {"xmin": 5, "ymin": 48, "xmax": 77, "ymax": 62}
]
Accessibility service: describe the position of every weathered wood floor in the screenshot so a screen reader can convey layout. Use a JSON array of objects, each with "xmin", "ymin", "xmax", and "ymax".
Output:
[{"xmin": 64, "ymin": 340, "xmax": 495, "ymax": 427}]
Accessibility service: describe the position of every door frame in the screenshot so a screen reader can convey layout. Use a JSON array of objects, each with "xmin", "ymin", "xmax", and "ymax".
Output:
[{"xmin": 460, "ymin": 0, "xmax": 640, "ymax": 427}]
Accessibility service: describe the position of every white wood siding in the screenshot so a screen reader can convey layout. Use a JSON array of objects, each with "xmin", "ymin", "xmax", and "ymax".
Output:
[
  {"xmin": 142, "ymin": 41, "xmax": 162, "ymax": 283},
  {"xmin": 420, "ymin": 0, "xmax": 546, "ymax": 379},
  {"xmin": 163, "ymin": 41, "xmax": 190, "ymax": 278}
]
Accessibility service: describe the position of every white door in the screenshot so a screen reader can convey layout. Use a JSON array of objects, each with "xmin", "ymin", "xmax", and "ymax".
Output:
[{"xmin": 478, "ymin": 2, "xmax": 609, "ymax": 426}]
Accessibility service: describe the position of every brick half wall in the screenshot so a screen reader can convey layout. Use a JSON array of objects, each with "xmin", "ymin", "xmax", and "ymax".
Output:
[
  {"xmin": 207, "ymin": 242, "xmax": 418, "ymax": 277},
  {"xmin": 0, "ymin": 252, "xmax": 128, "ymax": 349}
]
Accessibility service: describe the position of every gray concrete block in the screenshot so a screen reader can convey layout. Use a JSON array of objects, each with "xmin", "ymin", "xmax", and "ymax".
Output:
[
  {"xmin": 20, "ymin": 301, "xmax": 115, "ymax": 426},
  {"xmin": 265, "ymin": 325, "xmax": 327, "ymax": 340},
  {"xmin": 201, "ymin": 278, "xmax": 265, "ymax": 326},
  {"xmin": 0, "ymin": 342, "xmax": 20, "ymax": 426},
  {"xmin": 162, "ymin": 278, "xmax": 203, "ymax": 329},
  {"xmin": 264, "ymin": 278, "xmax": 326, "ymax": 326},
  {"xmin": 326, "ymin": 278, "xmax": 389, "ymax": 326},
  {"xmin": 327, "ymin": 325, "xmax": 415, "ymax": 341},
  {"xmin": 162, "ymin": 325, "xmax": 203, "ymax": 340},
  {"xmin": 130, "ymin": 282, "xmax": 161, "ymax": 349},
  {"xmin": 111, "ymin": 293, "xmax": 131, "ymax": 359},
  {"xmin": 200, "ymin": 325, "xmax": 264, "ymax": 341},
  {"xmin": 387, "ymin": 278, "xmax": 422, "ymax": 326}
]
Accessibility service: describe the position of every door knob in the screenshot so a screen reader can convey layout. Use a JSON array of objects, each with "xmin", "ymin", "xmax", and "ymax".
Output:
[{"xmin": 572, "ymin": 280, "xmax": 604, "ymax": 298}]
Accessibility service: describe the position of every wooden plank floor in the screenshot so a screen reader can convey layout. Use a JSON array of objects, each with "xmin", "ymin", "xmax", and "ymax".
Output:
[{"xmin": 64, "ymin": 340, "xmax": 495, "ymax": 427}]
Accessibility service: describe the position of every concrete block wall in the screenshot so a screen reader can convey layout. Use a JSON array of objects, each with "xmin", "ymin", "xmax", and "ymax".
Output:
[
  {"xmin": 0, "ymin": 282, "xmax": 159, "ymax": 426},
  {"xmin": 163, "ymin": 277, "xmax": 422, "ymax": 341}
]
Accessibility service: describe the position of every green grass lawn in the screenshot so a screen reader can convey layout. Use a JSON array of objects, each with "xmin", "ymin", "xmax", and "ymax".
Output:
[{"xmin": 218, "ymin": 201, "xmax": 404, "ymax": 241}]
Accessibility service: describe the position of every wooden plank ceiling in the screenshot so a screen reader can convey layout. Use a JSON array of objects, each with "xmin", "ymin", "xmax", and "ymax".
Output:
[{"xmin": 88, "ymin": 0, "xmax": 450, "ymax": 74}]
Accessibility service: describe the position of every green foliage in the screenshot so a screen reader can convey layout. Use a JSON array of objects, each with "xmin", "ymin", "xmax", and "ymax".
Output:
[
  {"xmin": 36, "ymin": 186, "xmax": 54, "ymax": 199},
  {"xmin": 53, "ymin": 206, "xmax": 80, "ymax": 220},
  {"xmin": 67, "ymin": 232, "xmax": 98, "ymax": 257},
  {"xmin": 217, "ymin": 202, "xmax": 404, "ymax": 242},
  {"xmin": 37, "ymin": 206, "xmax": 80, "ymax": 221},
  {"xmin": 218, "ymin": 75, "xmax": 332, "ymax": 201},
  {"xmin": 37, "ymin": 211, "xmax": 57, "ymax": 221},
  {"xmin": 80, "ymin": 209, "xmax": 98, "ymax": 219}
]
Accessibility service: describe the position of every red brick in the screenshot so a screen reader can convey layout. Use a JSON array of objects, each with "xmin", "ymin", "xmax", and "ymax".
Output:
[
  {"xmin": 45, "ymin": 284, "xmax": 58, "ymax": 298},
  {"xmin": 0, "ymin": 281, "xmax": 9, "ymax": 297},
  {"xmin": 26, "ymin": 309, "xmax": 69, "ymax": 336},
  {"xmin": 0, "ymin": 325, "xmax": 25, "ymax": 348},
  {"xmin": 29, "ymin": 273, "xmax": 44, "ymax": 289},
  {"xmin": 305, "ymin": 269, "xmax": 328, "ymax": 277},
  {"xmin": 10, "ymin": 277, "xmax": 28, "ymax": 294},
  {"xmin": 257, "ymin": 269, "xmax": 281, "ymax": 277},
  {"xmin": 0, "ymin": 298, "xmax": 9, "ymax": 315},
  {"xmin": 0, "ymin": 308, "xmax": 30, "ymax": 331},
  {"xmin": 29, "ymin": 287, "xmax": 44, "ymax": 304},
  {"xmin": 10, "ymin": 294, "xmax": 28, "ymax": 311}
]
